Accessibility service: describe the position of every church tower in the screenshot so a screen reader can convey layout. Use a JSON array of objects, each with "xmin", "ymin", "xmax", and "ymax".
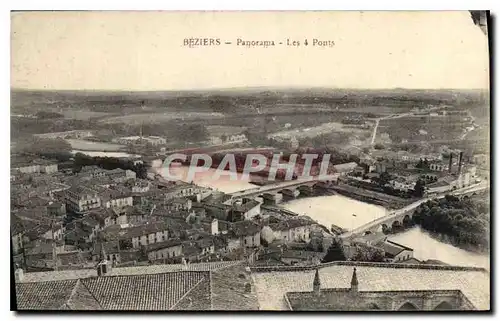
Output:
[{"xmin": 313, "ymin": 268, "xmax": 321, "ymax": 295}]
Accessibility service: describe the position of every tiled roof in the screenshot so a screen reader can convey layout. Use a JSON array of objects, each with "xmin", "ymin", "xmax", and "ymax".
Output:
[
  {"xmin": 251, "ymin": 262, "xmax": 490, "ymax": 310},
  {"xmin": 211, "ymin": 263, "xmax": 259, "ymax": 310},
  {"xmin": 231, "ymin": 221, "xmax": 261, "ymax": 237},
  {"xmin": 119, "ymin": 222, "xmax": 168, "ymax": 240},
  {"xmin": 380, "ymin": 240, "xmax": 411, "ymax": 257},
  {"xmin": 81, "ymin": 271, "xmax": 209, "ymax": 310},
  {"xmin": 67, "ymin": 185, "xmax": 98, "ymax": 197},
  {"xmin": 333, "ymin": 162, "xmax": 358, "ymax": 172},
  {"xmin": 144, "ymin": 239, "xmax": 183, "ymax": 252},
  {"xmin": 15, "ymin": 279, "xmax": 101, "ymax": 310},
  {"xmin": 16, "ymin": 271, "xmax": 211, "ymax": 311},
  {"xmin": 269, "ymin": 217, "xmax": 315, "ymax": 232},
  {"xmin": 20, "ymin": 261, "xmax": 243, "ymax": 283}
]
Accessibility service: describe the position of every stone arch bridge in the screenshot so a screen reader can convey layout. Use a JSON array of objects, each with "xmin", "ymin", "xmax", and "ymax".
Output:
[{"xmin": 340, "ymin": 185, "xmax": 487, "ymax": 240}]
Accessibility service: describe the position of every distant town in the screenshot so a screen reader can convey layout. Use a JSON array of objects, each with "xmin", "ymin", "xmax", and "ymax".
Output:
[{"xmin": 11, "ymin": 88, "xmax": 490, "ymax": 311}]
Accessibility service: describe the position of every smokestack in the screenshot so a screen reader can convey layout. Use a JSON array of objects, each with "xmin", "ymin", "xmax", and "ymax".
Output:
[
  {"xmin": 458, "ymin": 152, "xmax": 463, "ymax": 174},
  {"xmin": 448, "ymin": 153, "xmax": 453, "ymax": 173}
]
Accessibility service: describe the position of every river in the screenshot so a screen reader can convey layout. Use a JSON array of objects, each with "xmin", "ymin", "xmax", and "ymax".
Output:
[
  {"xmin": 160, "ymin": 165, "xmax": 489, "ymax": 268},
  {"xmin": 283, "ymin": 195, "xmax": 387, "ymax": 231},
  {"xmin": 389, "ymin": 227, "xmax": 489, "ymax": 269},
  {"xmin": 161, "ymin": 165, "xmax": 258, "ymax": 193}
]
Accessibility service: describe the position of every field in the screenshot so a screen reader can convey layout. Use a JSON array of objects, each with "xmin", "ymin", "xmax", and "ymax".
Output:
[
  {"xmin": 10, "ymin": 88, "xmax": 488, "ymax": 149},
  {"xmin": 377, "ymin": 114, "xmax": 473, "ymax": 144},
  {"xmin": 99, "ymin": 112, "xmax": 225, "ymax": 125}
]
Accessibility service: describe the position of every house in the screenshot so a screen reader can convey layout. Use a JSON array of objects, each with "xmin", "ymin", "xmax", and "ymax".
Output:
[
  {"xmin": 86, "ymin": 208, "xmax": 116, "ymax": 228},
  {"xmin": 279, "ymin": 250, "xmax": 324, "ymax": 266},
  {"xmin": 143, "ymin": 136, "xmax": 167, "ymax": 146},
  {"xmin": 390, "ymin": 177, "xmax": 416, "ymax": 192},
  {"xmin": 65, "ymin": 185, "xmax": 101, "ymax": 213},
  {"xmin": 65, "ymin": 216, "xmax": 101, "ymax": 244},
  {"xmin": 128, "ymin": 179, "xmax": 152, "ymax": 193},
  {"xmin": 215, "ymin": 234, "xmax": 241, "ymax": 252},
  {"xmin": 78, "ymin": 166, "xmax": 136, "ymax": 182},
  {"xmin": 92, "ymin": 241, "xmax": 122, "ymax": 264},
  {"xmin": 100, "ymin": 187, "xmax": 134, "ymax": 209},
  {"xmin": 269, "ymin": 218, "xmax": 315, "ymax": 244},
  {"xmin": 11, "ymin": 223, "xmax": 25, "ymax": 255},
  {"xmin": 118, "ymin": 206, "xmax": 149, "ymax": 226},
  {"xmin": 38, "ymin": 161, "xmax": 58, "ymax": 174},
  {"xmin": 119, "ymin": 222, "xmax": 170, "ymax": 249},
  {"xmin": 429, "ymin": 162, "xmax": 449, "ymax": 172},
  {"xmin": 224, "ymin": 134, "xmax": 247, "ymax": 144},
  {"xmin": 333, "ymin": 162, "xmax": 358, "ymax": 176},
  {"xmin": 164, "ymin": 183, "xmax": 202, "ymax": 200},
  {"xmin": 352, "ymin": 231, "xmax": 387, "ymax": 247},
  {"xmin": 426, "ymin": 181, "xmax": 451, "ymax": 194},
  {"xmin": 165, "ymin": 198, "xmax": 192, "ymax": 212},
  {"xmin": 47, "ymin": 201, "xmax": 67, "ymax": 217},
  {"xmin": 182, "ymin": 242, "xmax": 203, "ymax": 262},
  {"xmin": 229, "ymin": 198, "xmax": 262, "ymax": 221},
  {"xmin": 230, "ymin": 221, "xmax": 261, "ymax": 248},
  {"xmin": 380, "ymin": 240, "xmax": 414, "ymax": 262},
  {"xmin": 196, "ymin": 238, "xmax": 215, "ymax": 255},
  {"xmin": 145, "ymin": 239, "xmax": 183, "ymax": 262}
]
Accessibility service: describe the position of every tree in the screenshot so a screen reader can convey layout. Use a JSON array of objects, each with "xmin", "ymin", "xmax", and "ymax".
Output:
[
  {"xmin": 321, "ymin": 238, "xmax": 346, "ymax": 263},
  {"xmin": 413, "ymin": 179, "xmax": 426, "ymax": 197},
  {"xmin": 378, "ymin": 171, "xmax": 392, "ymax": 186}
]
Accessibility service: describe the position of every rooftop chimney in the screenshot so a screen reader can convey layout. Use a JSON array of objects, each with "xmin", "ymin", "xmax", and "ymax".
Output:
[
  {"xmin": 14, "ymin": 267, "xmax": 24, "ymax": 283},
  {"xmin": 448, "ymin": 153, "xmax": 453, "ymax": 173},
  {"xmin": 458, "ymin": 152, "xmax": 464, "ymax": 174}
]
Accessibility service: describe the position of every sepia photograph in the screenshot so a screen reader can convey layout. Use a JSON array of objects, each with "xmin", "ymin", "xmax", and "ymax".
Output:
[{"xmin": 10, "ymin": 10, "xmax": 490, "ymax": 311}]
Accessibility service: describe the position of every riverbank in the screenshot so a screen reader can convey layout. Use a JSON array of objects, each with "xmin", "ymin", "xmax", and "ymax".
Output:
[
  {"xmin": 389, "ymin": 227, "xmax": 489, "ymax": 269},
  {"xmin": 329, "ymin": 183, "xmax": 415, "ymax": 210}
]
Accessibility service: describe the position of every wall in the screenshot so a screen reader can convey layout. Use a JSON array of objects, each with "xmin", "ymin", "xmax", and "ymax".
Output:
[
  {"xmin": 393, "ymin": 250, "xmax": 414, "ymax": 262},
  {"xmin": 148, "ymin": 244, "xmax": 183, "ymax": 261}
]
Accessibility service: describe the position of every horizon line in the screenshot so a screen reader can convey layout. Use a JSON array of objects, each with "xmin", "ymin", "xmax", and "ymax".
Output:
[{"xmin": 10, "ymin": 86, "xmax": 489, "ymax": 93}]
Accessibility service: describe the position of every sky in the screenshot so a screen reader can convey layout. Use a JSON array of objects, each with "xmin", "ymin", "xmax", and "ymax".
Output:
[{"xmin": 11, "ymin": 11, "xmax": 489, "ymax": 91}]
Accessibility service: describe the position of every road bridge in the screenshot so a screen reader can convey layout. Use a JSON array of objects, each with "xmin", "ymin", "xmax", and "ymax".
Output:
[
  {"xmin": 228, "ymin": 175, "xmax": 340, "ymax": 199},
  {"xmin": 340, "ymin": 182, "xmax": 488, "ymax": 240}
]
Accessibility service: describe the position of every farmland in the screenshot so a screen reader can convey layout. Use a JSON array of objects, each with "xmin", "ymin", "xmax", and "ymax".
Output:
[{"xmin": 376, "ymin": 114, "xmax": 474, "ymax": 145}]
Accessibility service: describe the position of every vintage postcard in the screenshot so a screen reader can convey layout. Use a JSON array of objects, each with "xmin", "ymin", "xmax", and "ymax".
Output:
[{"xmin": 11, "ymin": 11, "xmax": 490, "ymax": 311}]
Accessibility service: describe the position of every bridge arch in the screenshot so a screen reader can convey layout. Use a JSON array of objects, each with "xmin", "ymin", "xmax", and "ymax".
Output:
[
  {"xmin": 381, "ymin": 224, "xmax": 389, "ymax": 234},
  {"xmin": 391, "ymin": 220, "xmax": 403, "ymax": 233},
  {"xmin": 363, "ymin": 231, "xmax": 372, "ymax": 236},
  {"xmin": 402, "ymin": 215, "xmax": 412, "ymax": 227},
  {"xmin": 433, "ymin": 301, "xmax": 453, "ymax": 310},
  {"xmin": 398, "ymin": 302, "xmax": 419, "ymax": 311}
]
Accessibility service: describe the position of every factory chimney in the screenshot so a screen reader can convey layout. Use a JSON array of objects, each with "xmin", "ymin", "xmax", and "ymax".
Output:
[
  {"xmin": 448, "ymin": 153, "xmax": 453, "ymax": 173},
  {"xmin": 458, "ymin": 151, "xmax": 464, "ymax": 174}
]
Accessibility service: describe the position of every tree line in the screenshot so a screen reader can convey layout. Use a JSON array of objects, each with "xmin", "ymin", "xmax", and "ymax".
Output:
[{"xmin": 412, "ymin": 195, "xmax": 489, "ymax": 251}]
